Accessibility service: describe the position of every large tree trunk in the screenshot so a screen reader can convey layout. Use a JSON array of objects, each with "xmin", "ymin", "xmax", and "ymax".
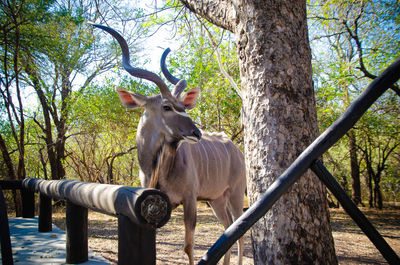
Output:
[
  {"xmin": 236, "ymin": 2, "xmax": 336, "ymax": 264},
  {"xmin": 180, "ymin": 1, "xmax": 337, "ymax": 264}
]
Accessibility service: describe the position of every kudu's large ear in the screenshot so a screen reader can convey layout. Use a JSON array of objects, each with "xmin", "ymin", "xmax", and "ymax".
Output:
[
  {"xmin": 179, "ymin": 87, "xmax": 200, "ymax": 110},
  {"xmin": 116, "ymin": 88, "xmax": 147, "ymax": 109}
]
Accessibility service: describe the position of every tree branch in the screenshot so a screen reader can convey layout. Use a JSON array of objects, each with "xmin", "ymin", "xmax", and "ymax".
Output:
[
  {"xmin": 197, "ymin": 16, "xmax": 241, "ymax": 98},
  {"xmin": 179, "ymin": 0, "xmax": 237, "ymax": 32},
  {"xmin": 341, "ymin": 4, "xmax": 400, "ymax": 97}
]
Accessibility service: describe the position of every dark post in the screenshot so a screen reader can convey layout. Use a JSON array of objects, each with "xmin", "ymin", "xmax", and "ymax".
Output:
[
  {"xmin": 0, "ymin": 186, "xmax": 13, "ymax": 265},
  {"xmin": 21, "ymin": 187, "xmax": 34, "ymax": 218},
  {"xmin": 38, "ymin": 193, "xmax": 52, "ymax": 232},
  {"xmin": 66, "ymin": 200, "xmax": 88, "ymax": 264},
  {"xmin": 118, "ymin": 214, "xmax": 156, "ymax": 265}
]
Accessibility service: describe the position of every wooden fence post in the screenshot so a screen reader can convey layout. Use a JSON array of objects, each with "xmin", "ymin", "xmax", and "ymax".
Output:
[
  {"xmin": 38, "ymin": 193, "xmax": 52, "ymax": 232},
  {"xmin": 118, "ymin": 214, "xmax": 156, "ymax": 265},
  {"xmin": 21, "ymin": 188, "xmax": 34, "ymax": 218},
  {"xmin": 66, "ymin": 200, "xmax": 88, "ymax": 264},
  {"xmin": 0, "ymin": 186, "xmax": 13, "ymax": 265}
]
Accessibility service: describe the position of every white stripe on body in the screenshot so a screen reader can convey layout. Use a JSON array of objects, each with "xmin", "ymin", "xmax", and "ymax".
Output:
[
  {"xmin": 208, "ymin": 141, "xmax": 222, "ymax": 179},
  {"xmin": 203, "ymin": 140, "xmax": 218, "ymax": 178},
  {"xmin": 194, "ymin": 143, "xmax": 205, "ymax": 179},
  {"xmin": 222, "ymin": 142, "xmax": 230, "ymax": 158},
  {"xmin": 199, "ymin": 141, "xmax": 209, "ymax": 178}
]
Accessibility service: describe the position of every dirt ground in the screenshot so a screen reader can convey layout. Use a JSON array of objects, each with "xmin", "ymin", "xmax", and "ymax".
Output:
[
  {"xmin": 329, "ymin": 206, "xmax": 400, "ymax": 264},
  {"xmin": 52, "ymin": 203, "xmax": 400, "ymax": 265}
]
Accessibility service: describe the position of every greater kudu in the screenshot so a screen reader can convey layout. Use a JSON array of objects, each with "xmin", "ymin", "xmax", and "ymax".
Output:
[{"xmin": 92, "ymin": 24, "xmax": 246, "ymax": 265}]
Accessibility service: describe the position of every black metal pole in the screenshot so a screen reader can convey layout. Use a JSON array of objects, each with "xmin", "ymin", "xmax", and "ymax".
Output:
[
  {"xmin": 311, "ymin": 161, "xmax": 399, "ymax": 264},
  {"xmin": 198, "ymin": 58, "xmax": 400, "ymax": 265},
  {"xmin": 0, "ymin": 186, "xmax": 13, "ymax": 265}
]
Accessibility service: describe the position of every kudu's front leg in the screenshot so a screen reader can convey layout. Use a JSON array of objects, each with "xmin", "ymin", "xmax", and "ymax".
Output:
[{"xmin": 183, "ymin": 197, "xmax": 197, "ymax": 265}]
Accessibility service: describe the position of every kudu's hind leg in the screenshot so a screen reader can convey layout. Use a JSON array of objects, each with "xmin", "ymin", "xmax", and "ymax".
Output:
[
  {"xmin": 183, "ymin": 198, "xmax": 197, "ymax": 265},
  {"xmin": 209, "ymin": 197, "xmax": 233, "ymax": 265},
  {"xmin": 228, "ymin": 189, "xmax": 245, "ymax": 265}
]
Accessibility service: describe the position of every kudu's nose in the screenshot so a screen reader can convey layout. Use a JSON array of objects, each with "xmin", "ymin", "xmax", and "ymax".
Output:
[{"xmin": 192, "ymin": 129, "xmax": 202, "ymax": 140}]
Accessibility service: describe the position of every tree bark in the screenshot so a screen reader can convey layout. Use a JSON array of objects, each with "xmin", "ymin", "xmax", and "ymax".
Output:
[
  {"xmin": 0, "ymin": 134, "xmax": 16, "ymax": 181},
  {"xmin": 0, "ymin": 133, "xmax": 23, "ymax": 216},
  {"xmin": 373, "ymin": 175, "xmax": 383, "ymax": 209},
  {"xmin": 180, "ymin": 0, "xmax": 337, "ymax": 264},
  {"xmin": 367, "ymin": 173, "xmax": 374, "ymax": 208},
  {"xmin": 348, "ymin": 130, "xmax": 361, "ymax": 205}
]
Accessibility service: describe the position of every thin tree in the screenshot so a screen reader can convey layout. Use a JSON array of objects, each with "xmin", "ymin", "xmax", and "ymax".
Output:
[{"xmin": 0, "ymin": 0, "xmax": 32, "ymax": 216}]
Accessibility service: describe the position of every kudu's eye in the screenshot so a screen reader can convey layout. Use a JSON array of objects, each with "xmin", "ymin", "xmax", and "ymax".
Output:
[{"xmin": 162, "ymin": 105, "xmax": 172, "ymax": 111}]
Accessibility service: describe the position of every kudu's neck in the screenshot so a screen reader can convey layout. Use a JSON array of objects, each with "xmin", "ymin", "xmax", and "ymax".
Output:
[{"xmin": 136, "ymin": 111, "xmax": 178, "ymax": 185}]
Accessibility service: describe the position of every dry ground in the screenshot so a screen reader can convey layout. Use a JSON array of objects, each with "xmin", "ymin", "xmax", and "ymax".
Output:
[
  {"xmin": 330, "ymin": 206, "xmax": 400, "ymax": 264},
  {"xmin": 51, "ymin": 203, "xmax": 400, "ymax": 265}
]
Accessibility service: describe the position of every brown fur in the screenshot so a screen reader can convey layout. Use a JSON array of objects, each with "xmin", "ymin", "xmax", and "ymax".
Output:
[
  {"xmin": 147, "ymin": 133, "xmax": 246, "ymax": 265},
  {"xmin": 149, "ymin": 144, "xmax": 177, "ymax": 189}
]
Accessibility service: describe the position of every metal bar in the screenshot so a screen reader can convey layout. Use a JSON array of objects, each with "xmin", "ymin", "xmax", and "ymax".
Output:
[
  {"xmin": 0, "ymin": 186, "xmax": 13, "ymax": 265},
  {"xmin": 311, "ymin": 161, "xmax": 400, "ymax": 264},
  {"xmin": 198, "ymin": 58, "xmax": 400, "ymax": 264}
]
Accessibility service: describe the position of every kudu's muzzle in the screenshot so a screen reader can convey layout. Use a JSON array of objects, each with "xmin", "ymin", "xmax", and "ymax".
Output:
[
  {"xmin": 183, "ymin": 127, "xmax": 202, "ymax": 143},
  {"xmin": 192, "ymin": 128, "xmax": 202, "ymax": 140}
]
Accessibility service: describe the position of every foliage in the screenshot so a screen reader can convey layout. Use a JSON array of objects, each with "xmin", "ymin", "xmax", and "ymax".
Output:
[
  {"xmin": 65, "ymin": 77, "xmax": 149, "ymax": 185},
  {"xmin": 0, "ymin": 0, "xmax": 398, "ymax": 205},
  {"xmin": 147, "ymin": 3, "xmax": 243, "ymax": 146},
  {"xmin": 309, "ymin": 0, "xmax": 400, "ymax": 207},
  {"xmin": 0, "ymin": 0, "xmax": 148, "ymax": 184}
]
